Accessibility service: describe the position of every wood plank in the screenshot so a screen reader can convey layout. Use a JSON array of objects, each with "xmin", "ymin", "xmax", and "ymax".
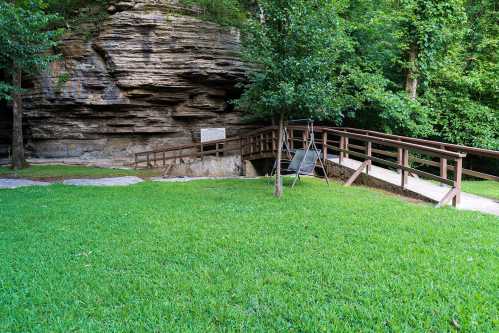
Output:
[
  {"xmin": 436, "ymin": 187, "xmax": 458, "ymax": 208},
  {"xmin": 337, "ymin": 149, "xmax": 455, "ymax": 186},
  {"xmin": 344, "ymin": 160, "xmax": 369, "ymax": 186},
  {"xmin": 332, "ymin": 126, "xmax": 499, "ymax": 159},
  {"xmin": 324, "ymin": 128, "xmax": 466, "ymax": 159},
  {"xmin": 453, "ymin": 158, "xmax": 463, "ymax": 207}
]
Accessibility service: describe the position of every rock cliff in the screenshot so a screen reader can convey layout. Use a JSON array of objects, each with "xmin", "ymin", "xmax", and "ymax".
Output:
[{"xmin": 19, "ymin": 0, "xmax": 249, "ymax": 162}]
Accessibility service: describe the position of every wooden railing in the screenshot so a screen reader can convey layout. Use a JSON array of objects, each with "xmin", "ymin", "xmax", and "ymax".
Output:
[
  {"xmin": 134, "ymin": 136, "xmax": 242, "ymax": 168},
  {"xmin": 134, "ymin": 125, "xmax": 498, "ymax": 207},
  {"xmin": 240, "ymin": 126, "xmax": 493, "ymax": 207},
  {"xmin": 333, "ymin": 127, "xmax": 499, "ymax": 182}
]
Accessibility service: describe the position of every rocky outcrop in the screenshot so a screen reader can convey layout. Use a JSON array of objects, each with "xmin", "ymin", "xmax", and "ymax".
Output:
[{"xmin": 22, "ymin": 0, "xmax": 250, "ymax": 162}]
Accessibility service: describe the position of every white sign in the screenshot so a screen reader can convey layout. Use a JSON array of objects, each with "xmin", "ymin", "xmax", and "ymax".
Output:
[{"xmin": 201, "ymin": 128, "xmax": 226, "ymax": 143}]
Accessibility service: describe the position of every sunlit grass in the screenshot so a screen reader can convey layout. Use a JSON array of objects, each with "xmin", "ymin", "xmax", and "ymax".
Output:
[
  {"xmin": 0, "ymin": 178, "xmax": 497, "ymax": 331},
  {"xmin": 462, "ymin": 180, "xmax": 499, "ymax": 200}
]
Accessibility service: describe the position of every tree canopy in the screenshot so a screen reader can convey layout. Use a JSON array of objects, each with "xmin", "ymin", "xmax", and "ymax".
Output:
[
  {"xmin": 236, "ymin": 0, "xmax": 351, "ymax": 123},
  {"xmin": 235, "ymin": 0, "xmax": 498, "ymax": 150},
  {"xmin": 0, "ymin": 1, "xmax": 63, "ymax": 168},
  {"xmin": 0, "ymin": 1, "xmax": 62, "ymax": 100}
]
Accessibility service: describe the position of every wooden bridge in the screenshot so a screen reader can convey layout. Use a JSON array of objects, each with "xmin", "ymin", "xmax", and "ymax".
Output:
[{"xmin": 134, "ymin": 126, "xmax": 499, "ymax": 214}]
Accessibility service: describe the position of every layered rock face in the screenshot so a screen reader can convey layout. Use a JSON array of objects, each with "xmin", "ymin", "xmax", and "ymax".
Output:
[{"xmin": 22, "ymin": 0, "xmax": 249, "ymax": 162}]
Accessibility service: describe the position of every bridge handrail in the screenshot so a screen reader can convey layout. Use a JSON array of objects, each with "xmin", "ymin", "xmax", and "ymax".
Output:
[
  {"xmin": 241, "ymin": 125, "xmax": 479, "ymax": 207},
  {"xmin": 134, "ymin": 136, "xmax": 242, "ymax": 168},
  {"xmin": 331, "ymin": 127, "xmax": 499, "ymax": 159},
  {"xmin": 134, "ymin": 125, "xmax": 497, "ymax": 206}
]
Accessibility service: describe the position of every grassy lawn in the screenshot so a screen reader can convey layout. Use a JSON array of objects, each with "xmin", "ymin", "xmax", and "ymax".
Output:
[
  {"xmin": 0, "ymin": 178, "xmax": 497, "ymax": 332},
  {"xmin": 462, "ymin": 180, "xmax": 499, "ymax": 200},
  {"xmin": 0, "ymin": 165, "xmax": 160, "ymax": 180}
]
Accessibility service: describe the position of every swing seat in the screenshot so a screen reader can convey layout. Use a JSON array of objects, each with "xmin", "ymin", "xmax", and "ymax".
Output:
[{"xmin": 283, "ymin": 149, "xmax": 320, "ymax": 175}]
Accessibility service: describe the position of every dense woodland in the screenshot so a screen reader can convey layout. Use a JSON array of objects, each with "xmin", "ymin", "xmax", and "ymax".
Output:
[{"xmin": 0, "ymin": 0, "xmax": 497, "ymax": 169}]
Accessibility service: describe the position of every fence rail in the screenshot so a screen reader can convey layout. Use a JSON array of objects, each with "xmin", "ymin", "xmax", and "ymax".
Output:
[
  {"xmin": 134, "ymin": 125, "xmax": 498, "ymax": 207},
  {"xmin": 134, "ymin": 137, "xmax": 242, "ymax": 168},
  {"xmin": 242, "ymin": 126, "xmax": 470, "ymax": 207},
  {"xmin": 332, "ymin": 127, "xmax": 499, "ymax": 181}
]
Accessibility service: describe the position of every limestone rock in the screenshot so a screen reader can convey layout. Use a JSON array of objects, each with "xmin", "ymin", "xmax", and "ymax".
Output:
[{"xmin": 20, "ymin": 0, "xmax": 250, "ymax": 162}]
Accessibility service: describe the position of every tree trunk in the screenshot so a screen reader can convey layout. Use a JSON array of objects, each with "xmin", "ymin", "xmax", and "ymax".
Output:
[
  {"xmin": 274, "ymin": 112, "xmax": 285, "ymax": 198},
  {"xmin": 405, "ymin": 44, "xmax": 418, "ymax": 100},
  {"xmin": 11, "ymin": 68, "xmax": 25, "ymax": 169}
]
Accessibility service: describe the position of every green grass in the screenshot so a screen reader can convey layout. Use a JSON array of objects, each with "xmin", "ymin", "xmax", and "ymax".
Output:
[
  {"xmin": 0, "ymin": 179, "xmax": 497, "ymax": 332},
  {"xmin": 0, "ymin": 165, "xmax": 160, "ymax": 179},
  {"xmin": 462, "ymin": 180, "xmax": 499, "ymax": 200}
]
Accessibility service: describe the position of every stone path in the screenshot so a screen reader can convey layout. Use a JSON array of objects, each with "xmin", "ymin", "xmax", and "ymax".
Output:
[
  {"xmin": 328, "ymin": 156, "xmax": 499, "ymax": 216},
  {"xmin": 0, "ymin": 176, "xmax": 143, "ymax": 189},
  {"xmin": 0, "ymin": 179, "xmax": 51, "ymax": 189},
  {"xmin": 63, "ymin": 176, "xmax": 144, "ymax": 186}
]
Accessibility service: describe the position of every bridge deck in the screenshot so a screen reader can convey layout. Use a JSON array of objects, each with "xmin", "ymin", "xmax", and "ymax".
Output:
[{"xmin": 328, "ymin": 156, "xmax": 499, "ymax": 216}]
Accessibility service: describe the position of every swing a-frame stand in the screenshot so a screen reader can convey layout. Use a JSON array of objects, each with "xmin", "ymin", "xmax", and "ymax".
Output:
[{"xmin": 271, "ymin": 119, "xmax": 330, "ymax": 188}]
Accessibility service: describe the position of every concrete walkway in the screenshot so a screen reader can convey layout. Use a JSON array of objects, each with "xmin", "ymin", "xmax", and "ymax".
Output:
[
  {"xmin": 63, "ymin": 176, "xmax": 144, "ymax": 186},
  {"xmin": 0, "ymin": 176, "xmax": 143, "ymax": 189},
  {"xmin": 0, "ymin": 179, "xmax": 51, "ymax": 189},
  {"xmin": 328, "ymin": 157, "xmax": 499, "ymax": 216}
]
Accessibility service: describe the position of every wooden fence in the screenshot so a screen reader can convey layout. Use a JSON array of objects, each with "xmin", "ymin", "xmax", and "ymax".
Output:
[
  {"xmin": 135, "ymin": 125, "xmax": 498, "ymax": 207},
  {"xmin": 134, "ymin": 136, "xmax": 242, "ymax": 169}
]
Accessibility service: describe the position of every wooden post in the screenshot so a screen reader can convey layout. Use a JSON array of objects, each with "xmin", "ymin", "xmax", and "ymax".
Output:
[
  {"xmin": 401, "ymin": 149, "xmax": 409, "ymax": 188},
  {"xmin": 322, "ymin": 131, "xmax": 328, "ymax": 164},
  {"xmin": 344, "ymin": 137, "xmax": 349, "ymax": 159},
  {"xmin": 146, "ymin": 152, "xmax": 150, "ymax": 167},
  {"xmin": 440, "ymin": 145, "xmax": 448, "ymax": 180},
  {"xmin": 200, "ymin": 142, "xmax": 204, "ymax": 160},
  {"xmin": 134, "ymin": 153, "xmax": 138, "ymax": 169},
  {"xmin": 163, "ymin": 151, "xmax": 166, "ymax": 166},
  {"xmin": 397, "ymin": 147, "xmax": 403, "ymax": 174},
  {"xmin": 216, "ymin": 143, "xmax": 219, "ymax": 157},
  {"xmin": 339, "ymin": 135, "xmax": 345, "ymax": 165},
  {"xmin": 260, "ymin": 134, "xmax": 264, "ymax": 153},
  {"xmin": 366, "ymin": 141, "xmax": 372, "ymax": 173},
  {"xmin": 453, "ymin": 157, "xmax": 463, "ymax": 207},
  {"xmin": 290, "ymin": 129, "xmax": 294, "ymax": 151},
  {"xmin": 302, "ymin": 130, "xmax": 308, "ymax": 149}
]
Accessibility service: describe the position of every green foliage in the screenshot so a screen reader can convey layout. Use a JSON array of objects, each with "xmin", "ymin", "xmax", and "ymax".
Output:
[
  {"xmin": 338, "ymin": 0, "xmax": 497, "ymax": 147},
  {"xmin": 1, "ymin": 179, "xmax": 498, "ymax": 331},
  {"xmin": 236, "ymin": 0, "xmax": 435, "ymax": 135},
  {"xmin": 425, "ymin": 88, "xmax": 498, "ymax": 149},
  {"xmin": 43, "ymin": 0, "xmax": 110, "ymax": 41},
  {"xmin": 1, "ymin": 0, "xmax": 497, "ymax": 149},
  {"xmin": 54, "ymin": 71, "xmax": 70, "ymax": 92},
  {"xmin": 42, "ymin": 0, "xmax": 109, "ymax": 19},
  {"xmin": 0, "ymin": 1, "xmax": 63, "ymax": 100},
  {"xmin": 180, "ymin": 0, "xmax": 250, "ymax": 27},
  {"xmin": 236, "ymin": 0, "xmax": 352, "ymax": 122},
  {"xmin": 340, "ymin": 69, "xmax": 433, "ymax": 136}
]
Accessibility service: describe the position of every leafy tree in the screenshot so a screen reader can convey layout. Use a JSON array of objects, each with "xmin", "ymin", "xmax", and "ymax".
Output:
[
  {"xmin": 0, "ymin": 1, "xmax": 62, "ymax": 169},
  {"xmin": 426, "ymin": 0, "xmax": 498, "ymax": 149},
  {"xmin": 236, "ymin": 0, "xmax": 352, "ymax": 197},
  {"xmin": 181, "ymin": 0, "xmax": 251, "ymax": 27},
  {"xmin": 343, "ymin": 0, "xmax": 497, "ymax": 148}
]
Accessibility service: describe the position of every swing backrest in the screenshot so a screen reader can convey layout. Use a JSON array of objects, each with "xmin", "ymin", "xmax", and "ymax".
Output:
[{"xmin": 287, "ymin": 149, "xmax": 319, "ymax": 174}]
